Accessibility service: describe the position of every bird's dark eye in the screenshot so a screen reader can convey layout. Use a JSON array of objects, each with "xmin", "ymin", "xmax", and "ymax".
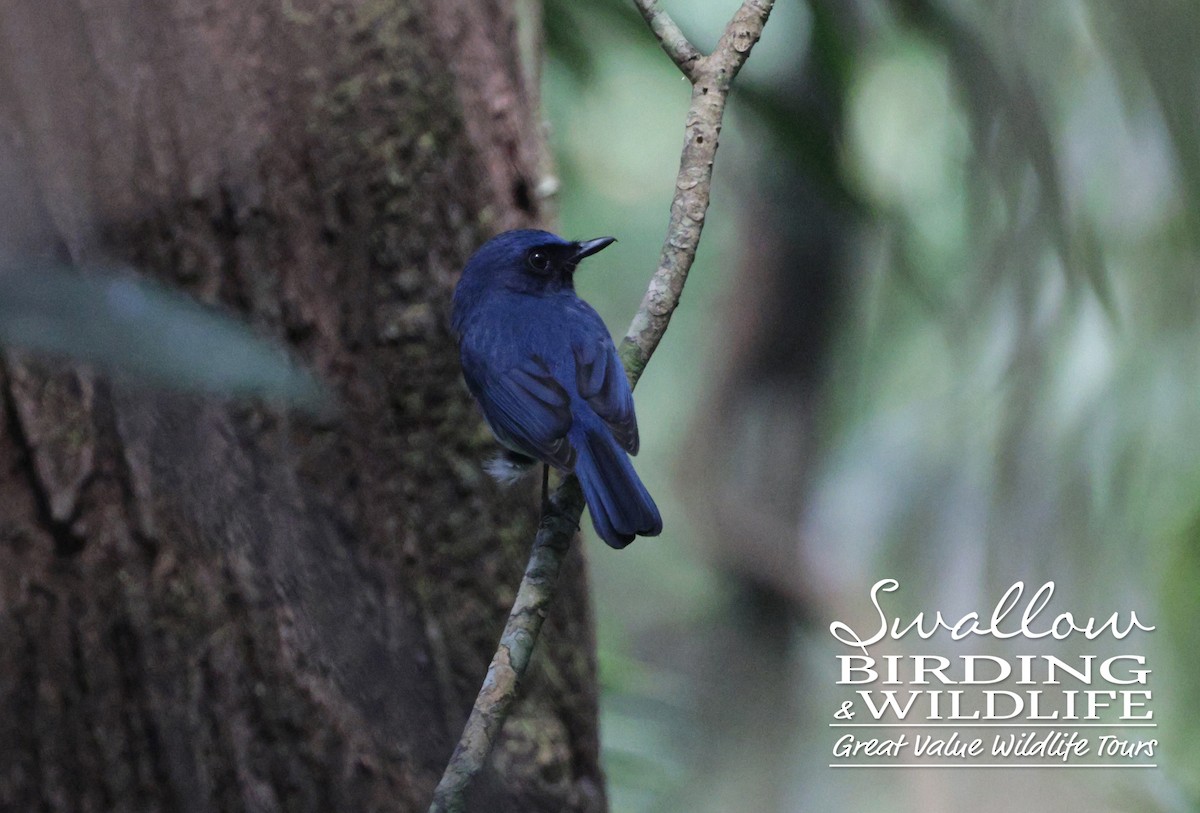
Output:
[{"xmin": 527, "ymin": 250, "xmax": 550, "ymax": 272}]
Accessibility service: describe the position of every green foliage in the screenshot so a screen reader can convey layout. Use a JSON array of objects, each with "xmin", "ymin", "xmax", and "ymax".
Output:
[
  {"xmin": 0, "ymin": 262, "xmax": 327, "ymax": 409},
  {"xmin": 1163, "ymin": 516, "xmax": 1200, "ymax": 802}
]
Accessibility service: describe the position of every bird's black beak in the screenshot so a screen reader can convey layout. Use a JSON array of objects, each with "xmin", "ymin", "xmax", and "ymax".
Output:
[{"xmin": 571, "ymin": 237, "xmax": 616, "ymax": 263}]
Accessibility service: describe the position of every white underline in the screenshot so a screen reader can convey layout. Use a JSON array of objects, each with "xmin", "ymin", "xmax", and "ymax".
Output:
[
  {"xmin": 829, "ymin": 764, "xmax": 1157, "ymax": 769},
  {"xmin": 829, "ymin": 723, "xmax": 1156, "ymax": 727}
]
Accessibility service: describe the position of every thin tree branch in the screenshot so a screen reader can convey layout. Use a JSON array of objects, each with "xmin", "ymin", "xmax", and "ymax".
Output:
[
  {"xmin": 429, "ymin": 480, "xmax": 584, "ymax": 813},
  {"xmin": 621, "ymin": 0, "xmax": 774, "ymax": 383},
  {"xmin": 429, "ymin": 3, "xmax": 774, "ymax": 810},
  {"xmin": 631, "ymin": 0, "xmax": 703, "ymax": 81}
]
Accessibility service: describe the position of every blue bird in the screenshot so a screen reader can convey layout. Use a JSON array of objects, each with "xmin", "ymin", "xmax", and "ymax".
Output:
[{"xmin": 452, "ymin": 229, "xmax": 662, "ymax": 549}]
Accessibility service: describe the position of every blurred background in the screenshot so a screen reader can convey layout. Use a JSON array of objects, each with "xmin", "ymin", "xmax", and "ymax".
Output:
[{"xmin": 543, "ymin": 0, "xmax": 1200, "ymax": 810}]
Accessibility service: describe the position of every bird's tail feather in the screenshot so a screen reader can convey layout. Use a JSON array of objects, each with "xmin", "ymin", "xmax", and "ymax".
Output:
[{"xmin": 575, "ymin": 429, "xmax": 662, "ymax": 549}]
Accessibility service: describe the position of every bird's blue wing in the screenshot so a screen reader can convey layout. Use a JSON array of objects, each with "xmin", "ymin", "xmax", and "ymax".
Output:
[
  {"xmin": 573, "ymin": 337, "xmax": 638, "ymax": 454},
  {"xmin": 463, "ymin": 353, "xmax": 576, "ymax": 470}
]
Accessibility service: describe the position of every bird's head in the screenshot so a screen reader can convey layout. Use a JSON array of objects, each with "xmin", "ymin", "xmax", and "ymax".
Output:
[{"xmin": 454, "ymin": 229, "xmax": 616, "ymax": 307}]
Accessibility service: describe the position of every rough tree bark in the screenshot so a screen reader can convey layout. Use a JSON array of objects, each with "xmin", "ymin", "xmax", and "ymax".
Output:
[{"xmin": 0, "ymin": 2, "xmax": 604, "ymax": 812}]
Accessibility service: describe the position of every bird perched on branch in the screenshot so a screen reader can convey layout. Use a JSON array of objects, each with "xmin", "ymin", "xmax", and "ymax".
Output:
[{"xmin": 452, "ymin": 229, "xmax": 662, "ymax": 549}]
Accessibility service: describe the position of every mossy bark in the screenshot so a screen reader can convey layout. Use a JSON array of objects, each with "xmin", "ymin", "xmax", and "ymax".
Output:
[{"xmin": 0, "ymin": 1, "xmax": 604, "ymax": 811}]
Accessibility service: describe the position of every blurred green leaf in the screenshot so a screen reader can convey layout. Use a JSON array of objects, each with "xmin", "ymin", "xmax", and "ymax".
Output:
[
  {"xmin": 1096, "ymin": 1, "xmax": 1200, "ymax": 243},
  {"xmin": 0, "ymin": 262, "xmax": 328, "ymax": 410}
]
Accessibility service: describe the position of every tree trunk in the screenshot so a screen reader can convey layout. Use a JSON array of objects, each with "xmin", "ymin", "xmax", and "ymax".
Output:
[{"xmin": 0, "ymin": 2, "xmax": 605, "ymax": 811}]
